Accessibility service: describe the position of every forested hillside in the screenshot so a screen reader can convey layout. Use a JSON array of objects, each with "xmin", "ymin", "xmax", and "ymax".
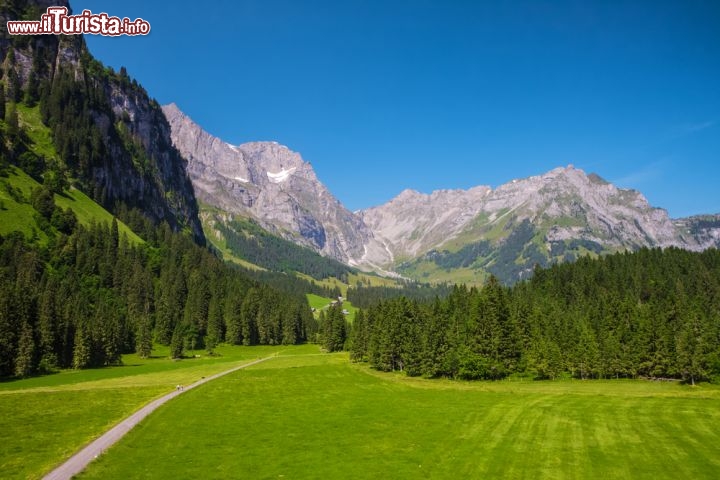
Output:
[
  {"xmin": 203, "ymin": 211, "xmax": 355, "ymax": 280},
  {"xmin": 350, "ymin": 248, "xmax": 720, "ymax": 384},
  {"xmin": 0, "ymin": 1, "xmax": 317, "ymax": 379},
  {"xmin": 1, "ymin": 0, "xmax": 203, "ymax": 241},
  {"xmin": 347, "ymin": 281, "xmax": 453, "ymax": 309},
  {"xmin": 0, "ymin": 219, "xmax": 316, "ymax": 377}
]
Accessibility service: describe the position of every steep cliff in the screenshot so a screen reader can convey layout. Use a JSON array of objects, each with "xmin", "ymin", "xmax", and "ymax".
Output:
[{"xmin": 1, "ymin": 1, "xmax": 203, "ymax": 241}]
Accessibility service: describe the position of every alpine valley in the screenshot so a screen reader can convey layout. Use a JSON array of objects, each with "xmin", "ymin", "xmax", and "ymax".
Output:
[
  {"xmin": 4, "ymin": 2, "xmax": 720, "ymax": 479},
  {"xmin": 163, "ymin": 104, "xmax": 720, "ymax": 285}
]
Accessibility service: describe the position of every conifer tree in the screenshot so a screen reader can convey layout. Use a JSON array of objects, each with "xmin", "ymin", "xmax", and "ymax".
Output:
[
  {"xmin": 420, "ymin": 301, "xmax": 450, "ymax": 377},
  {"xmin": 135, "ymin": 314, "xmax": 153, "ymax": 359},
  {"xmin": 676, "ymin": 307, "xmax": 708, "ymax": 385},
  {"xmin": 72, "ymin": 323, "xmax": 91, "ymax": 369},
  {"xmin": 224, "ymin": 291, "xmax": 244, "ymax": 345},
  {"xmin": 170, "ymin": 322, "xmax": 186, "ymax": 359},
  {"xmin": 6, "ymin": 66, "xmax": 21, "ymax": 103},
  {"xmin": 205, "ymin": 294, "xmax": 223, "ymax": 351},
  {"xmin": 5, "ymin": 101, "xmax": 19, "ymax": 138},
  {"xmin": 37, "ymin": 278, "xmax": 58, "ymax": 371},
  {"xmin": 322, "ymin": 305, "xmax": 347, "ymax": 352},
  {"xmin": 239, "ymin": 288, "xmax": 260, "ymax": 345},
  {"xmin": 14, "ymin": 320, "xmax": 36, "ymax": 378},
  {"xmin": 349, "ymin": 310, "xmax": 370, "ymax": 362}
]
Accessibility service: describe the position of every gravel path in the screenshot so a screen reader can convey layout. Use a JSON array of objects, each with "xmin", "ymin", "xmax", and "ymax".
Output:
[{"xmin": 43, "ymin": 355, "xmax": 274, "ymax": 480}]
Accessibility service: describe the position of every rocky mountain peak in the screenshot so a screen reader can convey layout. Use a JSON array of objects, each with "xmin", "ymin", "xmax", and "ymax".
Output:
[
  {"xmin": 361, "ymin": 163, "xmax": 696, "ymax": 279},
  {"xmin": 162, "ymin": 104, "xmax": 391, "ymax": 266},
  {"xmin": 394, "ymin": 188, "xmax": 423, "ymax": 202}
]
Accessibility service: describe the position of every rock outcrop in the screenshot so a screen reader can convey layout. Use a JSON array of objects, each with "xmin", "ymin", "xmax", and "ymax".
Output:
[{"xmin": 1, "ymin": 1, "xmax": 204, "ymax": 241}]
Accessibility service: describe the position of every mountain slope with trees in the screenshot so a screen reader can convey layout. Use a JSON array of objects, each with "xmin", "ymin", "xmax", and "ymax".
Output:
[
  {"xmin": 0, "ymin": 220, "xmax": 316, "ymax": 377},
  {"xmin": 201, "ymin": 208, "xmax": 356, "ymax": 281},
  {"xmin": 0, "ymin": 0, "xmax": 318, "ymax": 379},
  {"xmin": 1, "ymin": 0, "xmax": 203, "ymax": 242}
]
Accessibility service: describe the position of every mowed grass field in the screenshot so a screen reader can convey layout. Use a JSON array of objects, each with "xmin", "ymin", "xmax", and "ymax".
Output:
[
  {"xmin": 0, "ymin": 344, "xmax": 288, "ymax": 479},
  {"xmin": 74, "ymin": 351, "xmax": 720, "ymax": 480}
]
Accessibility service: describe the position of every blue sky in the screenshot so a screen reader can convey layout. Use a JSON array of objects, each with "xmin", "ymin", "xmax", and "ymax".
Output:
[{"xmin": 75, "ymin": 0, "xmax": 719, "ymax": 217}]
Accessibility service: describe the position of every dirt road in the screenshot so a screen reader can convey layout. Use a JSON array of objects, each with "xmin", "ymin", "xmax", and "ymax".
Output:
[{"xmin": 43, "ymin": 355, "xmax": 274, "ymax": 480}]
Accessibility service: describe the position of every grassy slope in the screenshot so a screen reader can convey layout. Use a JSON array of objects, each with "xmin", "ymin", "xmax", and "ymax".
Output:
[
  {"xmin": 16, "ymin": 103, "xmax": 56, "ymax": 159},
  {"xmin": 0, "ymin": 344, "xmax": 290, "ymax": 480},
  {"xmin": 298, "ymin": 271, "xmax": 403, "ymax": 297},
  {"xmin": 200, "ymin": 207, "xmax": 356, "ymax": 277},
  {"xmin": 200, "ymin": 207, "xmax": 266, "ymax": 271},
  {"xmin": 209, "ymin": 236, "xmax": 268, "ymax": 271},
  {"xmin": 399, "ymin": 259, "xmax": 487, "ymax": 286},
  {"xmin": 1, "ymin": 104, "xmax": 142, "ymax": 242},
  {"xmin": 78, "ymin": 353, "xmax": 720, "ymax": 480},
  {"xmin": 200, "ymin": 205, "xmax": 405, "ymax": 291},
  {"xmin": 306, "ymin": 293, "xmax": 358, "ymax": 323},
  {"xmin": 0, "ymin": 166, "xmax": 142, "ymax": 243},
  {"xmin": 55, "ymin": 186, "xmax": 143, "ymax": 243},
  {"xmin": 297, "ymin": 272, "xmax": 349, "ymax": 295},
  {"xmin": 348, "ymin": 271, "xmax": 401, "ymax": 288},
  {"xmin": 0, "ymin": 167, "xmax": 47, "ymax": 241},
  {"xmin": 396, "ymin": 211, "xmax": 513, "ymax": 285}
]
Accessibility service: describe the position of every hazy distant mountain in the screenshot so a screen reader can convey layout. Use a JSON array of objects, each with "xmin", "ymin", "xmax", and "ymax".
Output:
[
  {"xmin": 673, "ymin": 214, "xmax": 720, "ymax": 251},
  {"xmin": 162, "ymin": 105, "xmax": 719, "ymax": 284}
]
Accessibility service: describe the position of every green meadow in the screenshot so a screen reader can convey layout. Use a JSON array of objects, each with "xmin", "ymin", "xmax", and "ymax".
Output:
[
  {"xmin": 0, "ymin": 345, "xmax": 287, "ymax": 479},
  {"xmin": 3, "ymin": 345, "xmax": 719, "ymax": 479},
  {"xmin": 68, "ymin": 350, "xmax": 720, "ymax": 480}
]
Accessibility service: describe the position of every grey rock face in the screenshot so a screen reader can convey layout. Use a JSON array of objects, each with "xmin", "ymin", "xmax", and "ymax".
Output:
[
  {"xmin": 673, "ymin": 215, "xmax": 720, "ymax": 250},
  {"xmin": 360, "ymin": 186, "xmax": 492, "ymax": 262},
  {"xmin": 361, "ymin": 165, "xmax": 716, "ymax": 272},
  {"xmin": 162, "ymin": 104, "xmax": 391, "ymax": 266}
]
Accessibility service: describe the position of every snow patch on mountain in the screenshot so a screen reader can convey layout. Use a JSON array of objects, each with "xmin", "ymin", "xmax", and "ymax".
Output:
[{"xmin": 267, "ymin": 167, "xmax": 296, "ymax": 183}]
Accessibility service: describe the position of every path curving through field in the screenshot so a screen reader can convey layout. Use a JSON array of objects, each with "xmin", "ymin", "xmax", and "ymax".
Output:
[{"xmin": 42, "ymin": 355, "xmax": 275, "ymax": 480}]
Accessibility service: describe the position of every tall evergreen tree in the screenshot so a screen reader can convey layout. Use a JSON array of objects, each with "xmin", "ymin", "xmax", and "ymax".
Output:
[
  {"xmin": 37, "ymin": 277, "xmax": 58, "ymax": 371},
  {"xmin": 14, "ymin": 320, "xmax": 36, "ymax": 378},
  {"xmin": 205, "ymin": 294, "xmax": 224, "ymax": 351},
  {"xmin": 170, "ymin": 322, "xmax": 186, "ymax": 359},
  {"xmin": 349, "ymin": 310, "xmax": 370, "ymax": 362},
  {"xmin": 5, "ymin": 101, "xmax": 19, "ymax": 138},
  {"xmin": 72, "ymin": 322, "xmax": 91, "ymax": 369},
  {"xmin": 239, "ymin": 288, "xmax": 260, "ymax": 346}
]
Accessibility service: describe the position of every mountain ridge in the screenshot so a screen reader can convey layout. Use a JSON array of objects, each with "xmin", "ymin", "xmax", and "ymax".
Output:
[
  {"xmin": 162, "ymin": 103, "xmax": 392, "ymax": 268},
  {"xmin": 362, "ymin": 165, "xmax": 684, "ymax": 262},
  {"xmin": 161, "ymin": 104, "xmax": 720, "ymax": 284}
]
